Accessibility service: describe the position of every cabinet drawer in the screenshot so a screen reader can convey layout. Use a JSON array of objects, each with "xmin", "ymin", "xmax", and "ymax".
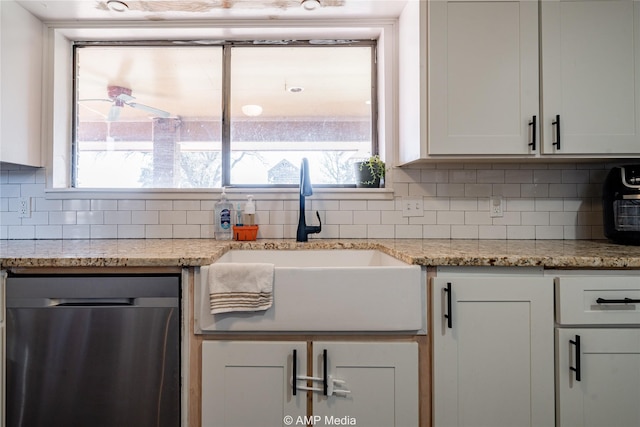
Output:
[{"xmin": 555, "ymin": 275, "xmax": 640, "ymax": 325}]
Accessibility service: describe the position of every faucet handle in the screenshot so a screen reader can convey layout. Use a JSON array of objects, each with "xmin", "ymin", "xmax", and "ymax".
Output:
[{"xmin": 308, "ymin": 211, "xmax": 322, "ymax": 235}]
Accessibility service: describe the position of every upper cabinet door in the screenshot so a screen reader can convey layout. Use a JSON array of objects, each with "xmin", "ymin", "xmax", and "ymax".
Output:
[
  {"xmin": 542, "ymin": 0, "xmax": 640, "ymax": 155},
  {"xmin": 428, "ymin": 0, "xmax": 539, "ymax": 155}
]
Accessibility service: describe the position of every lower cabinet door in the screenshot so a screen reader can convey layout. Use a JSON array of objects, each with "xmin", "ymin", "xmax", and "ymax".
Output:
[
  {"xmin": 432, "ymin": 276, "xmax": 555, "ymax": 427},
  {"xmin": 312, "ymin": 341, "xmax": 419, "ymax": 427},
  {"xmin": 201, "ymin": 341, "xmax": 307, "ymax": 427},
  {"xmin": 556, "ymin": 328, "xmax": 640, "ymax": 427}
]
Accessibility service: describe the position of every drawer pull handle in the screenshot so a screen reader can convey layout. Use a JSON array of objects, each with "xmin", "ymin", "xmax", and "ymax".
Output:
[
  {"xmin": 596, "ymin": 297, "xmax": 640, "ymax": 304},
  {"xmin": 444, "ymin": 282, "xmax": 452, "ymax": 329},
  {"xmin": 569, "ymin": 335, "xmax": 581, "ymax": 382}
]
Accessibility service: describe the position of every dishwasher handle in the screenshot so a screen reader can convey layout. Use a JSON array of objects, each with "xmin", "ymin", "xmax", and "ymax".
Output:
[{"xmin": 52, "ymin": 298, "xmax": 135, "ymax": 307}]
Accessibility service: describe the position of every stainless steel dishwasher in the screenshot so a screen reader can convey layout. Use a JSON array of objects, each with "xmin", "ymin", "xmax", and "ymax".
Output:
[{"xmin": 5, "ymin": 274, "xmax": 181, "ymax": 427}]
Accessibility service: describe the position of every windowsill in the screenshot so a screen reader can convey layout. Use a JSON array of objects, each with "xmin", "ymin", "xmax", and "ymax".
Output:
[{"xmin": 44, "ymin": 187, "xmax": 395, "ymax": 201}]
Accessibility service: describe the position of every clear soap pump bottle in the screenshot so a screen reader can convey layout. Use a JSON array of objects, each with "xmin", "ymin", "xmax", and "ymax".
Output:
[
  {"xmin": 244, "ymin": 195, "xmax": 256, "ymax": 226},
  {"xmin": 214, "ymin": 187, "xmax": 233, "ymax": 240}
]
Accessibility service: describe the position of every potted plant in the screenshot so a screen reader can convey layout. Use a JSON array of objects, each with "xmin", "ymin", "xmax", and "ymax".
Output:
[{"xmin": 354, "ymin": 155, "xmax": 385, "ymax": 188}]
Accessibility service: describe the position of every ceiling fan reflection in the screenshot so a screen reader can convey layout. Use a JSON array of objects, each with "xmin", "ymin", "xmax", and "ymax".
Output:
[{"xmin": 80, "ymin": 85, "xmax": 171, "ymax": 122}]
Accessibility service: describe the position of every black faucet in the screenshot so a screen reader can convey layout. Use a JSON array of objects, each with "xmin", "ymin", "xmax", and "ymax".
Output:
[{"xmin": 296, "ymin": 157, "xmax": 322, "ymax": 242}]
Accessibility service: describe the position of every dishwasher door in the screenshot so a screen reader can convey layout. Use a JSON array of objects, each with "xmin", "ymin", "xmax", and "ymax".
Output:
[{"xmin": 6, "ymin": 275, "xmax": 180, "ymax": 427}]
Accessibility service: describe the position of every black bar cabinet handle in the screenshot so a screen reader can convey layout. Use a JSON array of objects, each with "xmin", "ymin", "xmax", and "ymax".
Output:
[
  {"xmin": 569, "ymin": 335, "xmax": 581, "ymax": 382},
  {"xmin": 528, "ymin": 115, "xmax": 537, "ymax": 151},
  {"xmin": 292, "ymin": 349, "xmax": 298, "ymax": 396},
  {"xmin": 596, "ymin": 297, "xmax": 640, "ymax": 304},
  {"xmin": 552, "ymin": 114, "xmax": 561, "ymax": 150},
  {"xmin": 444, "ymin": 282, "xmax": 452, "ymax": 329},
  {"xmin": 323, "ymin": 349, "xmax": 328, "ymax": 396}
]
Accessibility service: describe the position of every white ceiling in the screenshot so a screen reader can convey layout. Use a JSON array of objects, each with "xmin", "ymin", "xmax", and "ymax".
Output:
[{"xmin": 16, "ymin": 0, "xmax": 409, "ymax": 22}]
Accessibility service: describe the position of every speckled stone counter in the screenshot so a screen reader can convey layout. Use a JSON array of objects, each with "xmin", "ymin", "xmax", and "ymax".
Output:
[{"xmin": 2, "ymin": 238, "xmax": 640, "ymax": 269}]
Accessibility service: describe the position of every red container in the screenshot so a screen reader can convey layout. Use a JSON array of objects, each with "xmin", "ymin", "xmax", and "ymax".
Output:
[{"xmin": 233, "ymin": 225, "xmax": 259, "ymax": 241}]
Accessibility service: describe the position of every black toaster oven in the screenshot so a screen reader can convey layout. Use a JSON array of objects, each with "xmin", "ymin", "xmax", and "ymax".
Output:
[{"xmin": 603, "ymin": 165, "xmax": 640, "ymax": 245}]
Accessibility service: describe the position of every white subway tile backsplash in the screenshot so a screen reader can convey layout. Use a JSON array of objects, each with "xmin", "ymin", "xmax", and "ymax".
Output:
[
  {"xmin": 536, "ymin": 225, "xmax": 564, "ymax": 240},
  {"xmin": 465, "ymin": 211, "xmax": 492, "ymax": 225},
  {"xmin": 505, "ymin": 169, "xmax": 533, "ymax": 183},
  {"xmin": 549, "ymin": 184, "xmax": 577, "ymax": 198},
  {"xmin": 118, "ymin": 200, "xmax": 146, "ymax": 211},
  {"xmin": 451, "ymin": 225, "xmax": 479, "ymax": 239},
  {"xmin": 0, "ymin": 161, "xmax": 610, "ymax": 240},
  {"xmin": 522, "ymin": 211, "xmax": 550, "ymax": 226},
  {"xmin": 174, "ymin": 200, "xmax": 201, "ymax": 211},
  {"xmin": 173, "ymin": 225, "xmax": 201, "ymax": 238},
  {"xmin": 49, "ymin": 211, "xmax": 77, "ymax": 225},
  {"xmin": 339, "ymin": 224, "xmax": 367, "ymax": 238},
  {"xmin": 423, "ymin": 224, "xmax": 451, "ymax": 238},
  {"xmin": 507, "ymin": 225, "xmax": 535, "ymax": 239},
  {"xmin": 77, "ymin": 211, "xmax": 104, "ymax": 225},
  {"xmin": 534, "ymin": 170, "xmax": 562, "ymax": 184},
  {"xmin": 367, "ymin": 224, "xmax": 396, "ymax": 239},
  {"xmin": 8, "ymin": 226, "xmax": 35, "ymax": 239},
  {"xmin": 63, "ymin": 200, "xmax": 91, "ymax": 211},
  {"xmin": 421, "ymin": 169, "xmax": 449, "ymax": 183},
  {"xmin": 90, "ymin": 225, "xmax": 117, "ymax": 239},
  {"xmin": 117, "ymin": 225, "xmax": 145, "ymax": 239},
  {"xmin": 159, "ymin": 210, "xmax": 186, "ymax": 225},
  {"xmin": 147, "ymin": 200, "xmax": 173, "ymax": 211},
  {"xmin": 62, "ymin": 225, "xmax": 90, "ymax": 239},
  {"xmin": 104, "ymin": 210, "xmax": 131, "ymax": 225},
  {"xmin": 521, "ymin": 183, "xmax": 549, "ymax": 198},
  {"xmin": 394, "ymin": 224, "xmax": 423, "ymax": 239},
  {"xmin": 437, "ymin": 183, "xmax": 465, "ymax": 197},
  {"xmin": 353, "ymin": 210, "xmax": 381, "ymax": 225},
  {"xmin": 187, "ymin": 211, "xmax": 212, "ymax": 225},
  {"xmin": 35, "ymin": 225, "xmax": 62, "ymax": 239},
  {"xmin": 132, "ymin": 210, "xmax": 158, "ymax": 225},
  {"xmin": 91, "ymin": 199, "xmax": 118, "ymax": 211},
  {"xmin": 464, "ymin": 184, "xmax": 493, "ymax": 197},
  {"xmin": 326, "ymin": 210, "xmax": 353, "ymax": 225},
  {"xmin": 479, "ymin": 225, "xmax": 507, "ymax": 239},
  {"xmin": 145, "ymin": 225, "xmax": 173, "ymax": 239},
  {"xmin": 535, "ymin": 199, "xmax": 564, "ymax": 212},
  {"xmin": 340, "ymin": 200, "xmax": 367, "ymax": 211}
]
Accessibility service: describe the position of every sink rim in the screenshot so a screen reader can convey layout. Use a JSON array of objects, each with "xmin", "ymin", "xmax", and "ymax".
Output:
[{"xmin": 214, "ymin": 248, "xmax": 411, "ymax": 267}]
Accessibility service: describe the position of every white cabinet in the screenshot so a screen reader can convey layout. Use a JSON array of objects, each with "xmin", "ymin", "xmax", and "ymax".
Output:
[
  {"xmin": 541, "ymin": 0, "xmax": 640, "ymax": 155},
  {"xmin": 556, "ymin": 328, "xmax": 640, "ymax": 427},
  {"xmin": 201, "ymin": 340, "xmax": 418, "ymax": 427},
  {"xmin": 554, "ymin": 272, "xmax": 640, "ymax": 427},
  {"xmin": 428, "ymin": 0, "xmax": 539, "ymax": 156},
  {"xmin": 432, "ymin": 275, "xmax": 555, "ymax": 427},
  {"xmin": 311, "ymin": 342, "xmax": 418, "ymax": 427},
  {"xmin": 0, "ymin": 0, "xmax": 43, "ymax": 167},
  {"xmin": 401, "ymin": 0, "xmax": 640, "ymax": 161},
  {"xmin": 201, "ymin": 341, "xmax": 307, "ymax": 427}
]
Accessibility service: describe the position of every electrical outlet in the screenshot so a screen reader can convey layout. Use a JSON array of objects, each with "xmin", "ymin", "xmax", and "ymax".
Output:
[
  {"xmin": 402, "ymin": 197, "xmax": 424, "ymax": 217},
  {"xmin": 18, "ymin": 197, "xmax": 31, "ymax": 218},
  {"xmin": 489, "ymin": 196, "xmax": 504, "ymax": 218}
]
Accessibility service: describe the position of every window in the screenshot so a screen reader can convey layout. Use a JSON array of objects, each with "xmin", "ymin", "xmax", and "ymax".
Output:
[{"xmin": 73, "ymin": 41, "xmax": 376, "ymax": 189}]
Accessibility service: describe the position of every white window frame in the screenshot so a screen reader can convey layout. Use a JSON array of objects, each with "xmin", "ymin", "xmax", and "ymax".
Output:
[{"xmin": 43, "ymin": 20, "xmax": 398, "ymax": 201}]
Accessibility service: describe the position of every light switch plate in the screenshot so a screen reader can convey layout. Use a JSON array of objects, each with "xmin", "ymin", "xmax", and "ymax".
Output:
[{"xmin": 402, "ymin": 197, "xmax": 424, "ymax": 217}]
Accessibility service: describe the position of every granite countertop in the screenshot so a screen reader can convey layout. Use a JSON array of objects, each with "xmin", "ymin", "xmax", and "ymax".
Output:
[{"xmin": 2, "ymin": 238, "xmax": 640, "ymax": 269}]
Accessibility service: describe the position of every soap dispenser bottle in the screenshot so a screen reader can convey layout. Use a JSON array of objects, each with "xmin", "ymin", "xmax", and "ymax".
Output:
[
  {"xmin": 214, "ymin": 188, "xmax": 233, "ymax": 240},
  {"xmin": 244, "ymin": 195, "xmax": 256, "ymax": 226}
]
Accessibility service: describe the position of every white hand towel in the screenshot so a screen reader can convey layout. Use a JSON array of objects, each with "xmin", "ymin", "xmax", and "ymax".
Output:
[{"xmin": 208, "ymin": 262, "xmax": 274, "ymax": 314}]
